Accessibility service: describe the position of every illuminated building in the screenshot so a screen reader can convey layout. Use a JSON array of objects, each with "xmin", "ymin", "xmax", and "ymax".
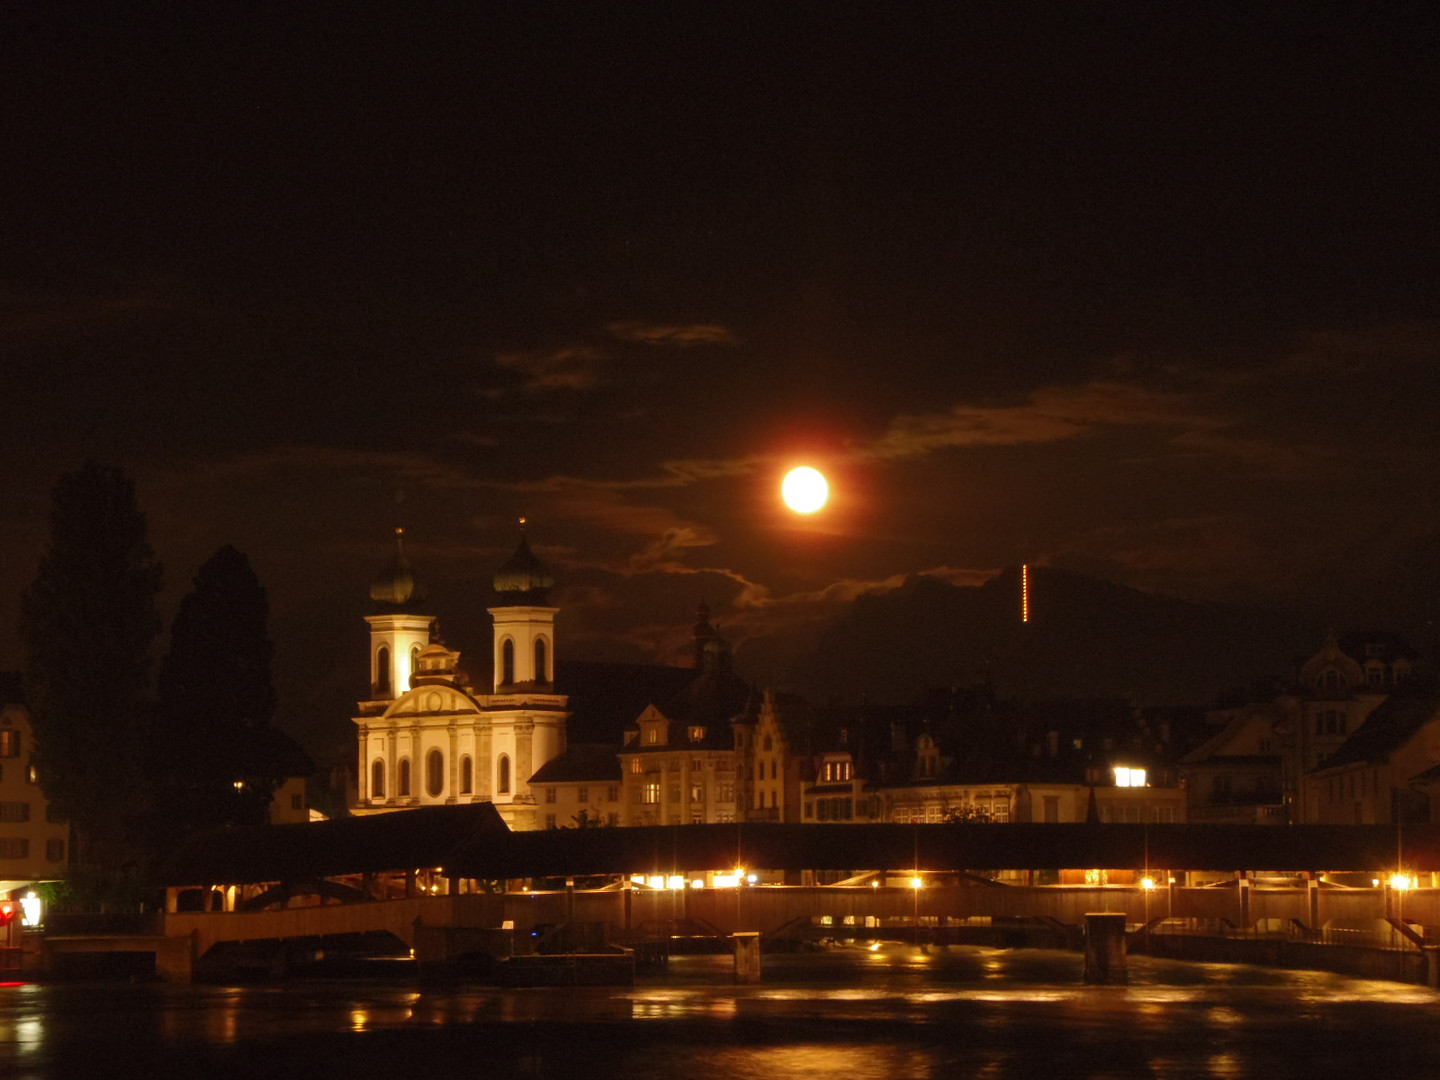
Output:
[
  {"xmin": 1304, "ymin": 684, "xmax": 1440, "ymax": 825},
  {"xmin": 0, "ymin": 685, "xmax": 69, "ymax": 898},
  {"xmin": 616, "ymin": 632, "xmax": 751, "ymax": 826},
  {"xmin": 352, "ymin": 529, "xmax": 569, "ymax": 830},
  {"xmin": 1182, "ymin": 632, "xmax": 1417, "ymax": 824}
]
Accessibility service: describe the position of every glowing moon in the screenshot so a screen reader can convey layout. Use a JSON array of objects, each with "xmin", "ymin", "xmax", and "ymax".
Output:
[{"xmin": 782, "ymin": 467, "xmax": 829, "ymax": 513}]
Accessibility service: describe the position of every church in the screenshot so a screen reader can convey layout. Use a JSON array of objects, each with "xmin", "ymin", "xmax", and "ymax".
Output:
[{"xmin": 351, "ymin": 528, "xmax": 569, "ymax": 830}]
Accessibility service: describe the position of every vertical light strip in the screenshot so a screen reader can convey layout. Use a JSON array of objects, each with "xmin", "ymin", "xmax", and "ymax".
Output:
[{"xmin": 1021, "ymin": 563, "xmax": 1030, "ymax": 623}]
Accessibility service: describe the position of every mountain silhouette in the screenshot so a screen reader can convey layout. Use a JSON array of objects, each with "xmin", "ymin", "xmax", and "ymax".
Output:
[{"xmin": 762, "ymin": 566, "xmax": 1324, "ymax": 708}]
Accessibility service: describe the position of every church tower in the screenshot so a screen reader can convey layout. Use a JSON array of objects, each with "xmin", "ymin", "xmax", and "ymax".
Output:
[
  {"xmin": 363, "ymin": 528, "xmax": 433, "ymax": 701},
  {"xmin": 489, "ymin": 523, "xmax": 558, "ymax": 690},
  {"xmin": 351, "ymin": 523, "xmax": 569, "ymax": 829},
  {"xmin": 484, "ymin": 524, "xmax": 569, "ymax": 827}
]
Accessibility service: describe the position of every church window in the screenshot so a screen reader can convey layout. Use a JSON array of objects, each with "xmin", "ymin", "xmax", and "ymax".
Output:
[
  {"xmin": 497, "ymin": 755, "xmax": 511, "ymax": 794},
  {"xmin": 376, "ymin": 646, "xmax": 391, "ymax": 695},
  {"xmin": 398, "ymin": 758, "xmax": 411, "ymax": 797},
  {"xmin": 459, "ymin": 756, "xmax": 473, "ymax": 795},
  {"xmin": 426, "ymin": 749, "xmax": 444, "ymax": 797},
  {"xmin": 409, "ymin": 646, "xmax": 421, "ymax": 690},
  {"xmin": 371, "ymin": 759, "xmax": 386, "ymax": 799},
  {"xmin": 501, "ymin": 639, "xmax": 515, "ymax": 685},
  {"xmin": 535, "ymin": 638, "xmax": 548, "ymax": 682}
]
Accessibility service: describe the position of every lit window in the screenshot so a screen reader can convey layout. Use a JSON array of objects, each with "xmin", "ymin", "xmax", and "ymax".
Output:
[{"xmin": 1114, "ymin": 767, "xmax": 1147, "ymax": 787}]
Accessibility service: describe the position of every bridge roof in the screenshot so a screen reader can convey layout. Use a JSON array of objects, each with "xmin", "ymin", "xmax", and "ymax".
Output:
[
  {"xmin": 157, "ymin": 816, "xmax": 1440, "ymax": 887},
  {"xmin": 156, "ymin": 803, "xmax": 508, "ymax": 886},
  {"xmin": 459, "ymin": 823, "xmax": 1440, "ymax": 879}
]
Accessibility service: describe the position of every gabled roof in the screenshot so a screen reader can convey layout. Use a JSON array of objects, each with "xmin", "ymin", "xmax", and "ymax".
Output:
[
  {"xmin": 156, "ymin": 802, "xmax": 508, "ymax": 886},
  {"xmin": 529, "ymin": 743, "xmax": 622, "ymax": 784},
  {"xmin": 1314, "ymin": 685, "xmax": 1440, "ymax": 773}
]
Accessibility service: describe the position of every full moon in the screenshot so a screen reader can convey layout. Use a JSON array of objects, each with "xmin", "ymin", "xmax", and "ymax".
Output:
[{"xmin": 782, "ymin": 466, "xmax": 829, "ymax": 513}]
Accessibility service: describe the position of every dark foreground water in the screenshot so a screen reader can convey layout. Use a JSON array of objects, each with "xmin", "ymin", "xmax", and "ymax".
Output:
[{"xmin": 5, "ymin": 945, "xmax": 1440, "ymax": 1079}]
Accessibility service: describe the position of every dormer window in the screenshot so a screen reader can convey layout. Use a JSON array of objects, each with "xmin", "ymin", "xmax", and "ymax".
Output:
[
  {"xmin": 689, "ymin": 726, "xmax": 706, "ymax": 743},
  {"xmin": 647, "ymin": 727, "xmax": 660, "ymax": 745}
]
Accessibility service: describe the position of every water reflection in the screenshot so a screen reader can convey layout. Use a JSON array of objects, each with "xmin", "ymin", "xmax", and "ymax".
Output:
[{"xmin": 4, "ymin": 949, "xmax": 1440, "ymax": 1079}]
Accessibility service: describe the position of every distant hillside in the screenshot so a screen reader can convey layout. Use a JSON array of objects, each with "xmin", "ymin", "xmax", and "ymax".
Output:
[{"xmin": 763, "ymin": 566, "xmax": 1324, "ymax": 708}]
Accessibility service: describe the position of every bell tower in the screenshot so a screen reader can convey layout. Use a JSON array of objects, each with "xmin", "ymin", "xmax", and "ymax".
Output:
[
  {"xmin": 364, "ymin": 528, "xmax": 433, "ymax": 701},
  {"xmin": 488, "ymin": 521, "xmax": 558, "ymax": 690}
]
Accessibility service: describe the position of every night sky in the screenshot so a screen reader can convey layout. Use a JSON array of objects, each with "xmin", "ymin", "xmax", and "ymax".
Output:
[{"xmin": 4, "ymin": 3, "xmax": 1439, "ymax": 754}]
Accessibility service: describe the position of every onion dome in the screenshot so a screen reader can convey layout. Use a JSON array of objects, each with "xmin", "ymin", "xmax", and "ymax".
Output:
[
  {"xmin": 370, "ymin": 528, "xmax": 426, "ymax": 607},
  {"xmin": 493, "ymin": 521, "xmax": 553, "ymax": 602}
]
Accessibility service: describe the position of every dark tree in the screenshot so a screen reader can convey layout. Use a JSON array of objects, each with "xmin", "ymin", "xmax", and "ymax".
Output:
[
  {"xmin": 153, "ymin": 545, "xmax": 281, "ymax": 833},
  {"xmin": 20, "ymin": 462, "xmax": 163, "ymax": 897}
]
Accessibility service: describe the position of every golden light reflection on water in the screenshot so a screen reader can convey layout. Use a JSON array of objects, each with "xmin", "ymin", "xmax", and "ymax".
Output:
[
  {"xmin": 630, "ymin": 991, "xmax": 737, "ymax": 1021},
  {"xmin": 706, "ymin": 1043, "xmax": 940, "ymax": 1080}
]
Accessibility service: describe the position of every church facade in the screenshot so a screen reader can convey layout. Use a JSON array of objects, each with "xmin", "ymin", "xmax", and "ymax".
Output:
[{"xmin": 352, "ymin": 530, "xmax": 569, "ymax": 831}]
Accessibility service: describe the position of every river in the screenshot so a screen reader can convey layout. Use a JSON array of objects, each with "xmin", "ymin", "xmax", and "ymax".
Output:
[{"xmin": 4, "ymin": 944, "xmax": 1438, "ymax": 1078}]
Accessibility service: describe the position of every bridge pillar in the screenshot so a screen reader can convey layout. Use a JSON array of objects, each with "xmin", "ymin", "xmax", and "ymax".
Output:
[
  {"xmin": 732, "ymin": 931, "xmax": 762, "ymax": 984},
  {"xmin": 1307, "ymin": 876, "xmax": 1320, "ymax": 930},
  {"xmin": 1238, "ymin": 875, "xmax": 1251, "ymax": 929},
  {"xmin": 1083, "ymin": 913, "xmax": 1127, "ymax": 985}
]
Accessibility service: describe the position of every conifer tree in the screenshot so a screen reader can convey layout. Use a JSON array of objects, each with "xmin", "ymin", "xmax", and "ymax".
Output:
[
  {"xmin": 20, "ymin": 461, "xmax": 162, "ymax": 897},
  {"xmin": 153, "ymin": 545, "xmax": 280, "ymax": 832}
]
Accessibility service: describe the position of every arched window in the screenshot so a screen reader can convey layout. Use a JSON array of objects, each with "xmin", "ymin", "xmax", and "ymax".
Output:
[
  {"xmin": 497, "ymin": 755, "xmax": 511, "ymax": 794},
  {"xmin": 409, "ymin": 645, "xmax": 421, "ymax": 690},
  {"xmin": 376, "ymin": 646, "xmax": 391, "ymax": 695},
  {"xmin": 535, "ymin": 638, "xmax": 548, "ymax": 683},
  {"xmin": 398, "ymin": 758, "xmax": 411, "ymax": 797},
  {"xmin": 371, "ymin": 759, "xmax": 386, "ymax": 799},
  {"xmin": 460, "ymin": 755, "xmax": 473, "ymax": 795},
  {"xmin": 426, "ymin": 748, "xmax": 445, "ymax": 797},
  {"xmin": 501, "ymin": 639, "xmax": 515, "ymax": 685}
]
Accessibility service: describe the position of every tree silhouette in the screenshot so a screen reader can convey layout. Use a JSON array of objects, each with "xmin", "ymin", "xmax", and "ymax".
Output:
[
  {"xmin": 21, "ymin": 461, "xmax": 162, "ymax": 900},
  {"xmin": 153, "ymin": 545, "xmax": 283, "ymax": 834}
]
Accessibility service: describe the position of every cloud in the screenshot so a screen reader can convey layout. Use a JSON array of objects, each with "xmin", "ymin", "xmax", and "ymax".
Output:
[
  {"xmin": 0, "ymin": 285, "xmax": 171, "ymax": 347},
  {"xmin": 864, "ymin": 380, "xmax": 1212, "ymax": 461},
  {"xmin": 490, "ymin": 346, "xmax": 611, "ymax": 394},
  {"xmin": 606, "ymin": 321, "xmax": 737, "ymax": 346}
]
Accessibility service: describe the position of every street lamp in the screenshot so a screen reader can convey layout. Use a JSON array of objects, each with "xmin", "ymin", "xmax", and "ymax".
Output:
[{"xmin": 910, "ymin": 876, "xmax": 923, "ymax": 949}]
